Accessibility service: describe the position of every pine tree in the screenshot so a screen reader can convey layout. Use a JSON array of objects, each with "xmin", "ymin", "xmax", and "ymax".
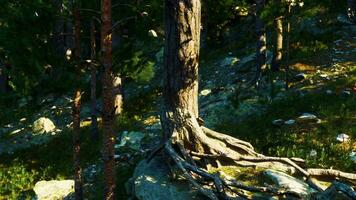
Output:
[
  {"xmin": 72, "ymin": 0, "xmax": 83, "ymax": 199},
  {"xmin": 101, "ymin": 0, "xmax": 116, "ymax": 198}
]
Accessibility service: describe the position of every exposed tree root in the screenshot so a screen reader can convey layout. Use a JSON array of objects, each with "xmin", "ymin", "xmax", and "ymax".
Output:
[
  {"xmin": 155, "ymin": 110, "xmax": 356, "ymax": 199},
  {"xmin": 307, "ymin": 169, "xmax": 356, "ymax": 181}
]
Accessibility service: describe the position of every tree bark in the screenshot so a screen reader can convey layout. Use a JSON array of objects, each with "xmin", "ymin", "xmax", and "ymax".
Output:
[
  {"xmin": 157, "ymin": 1, "xmax": 356, "ymax": 199},
  {"xmin": 163, "ymin": 0, "xmax": 200, "ymax": 118},
  {"xmin": 90, "ymin": 19, "xmax": 99, "ymax": 139},
  {"xmin": 255, "ymin": 0, "xmax": 267, "ymax": 77},
  {"xmin": 72, "ymin": 90, "xmax": 83, "ymax": 200},
  {"xmin": 271, "ymin": 16, "xmax": 283, "ymax": 71},
  {"xmin": 285, "ymin": 5, "xmax": 291, "ymax": 90},
  {"xmin": 162, "ymin": 0, "xmax": 201, "ymax": 150},
  {"xmin": 101, "ymin": 0, "xmax": 116, "ymax": 199},
  {"xmin": 72, "ymin": 1, "xmax": 83, "ymax": 199}
]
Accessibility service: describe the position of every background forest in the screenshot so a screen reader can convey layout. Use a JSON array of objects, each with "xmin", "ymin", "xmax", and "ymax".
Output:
[{"xmin": 0, "ymin": 0, "xmax": 355, "ymax": 199}]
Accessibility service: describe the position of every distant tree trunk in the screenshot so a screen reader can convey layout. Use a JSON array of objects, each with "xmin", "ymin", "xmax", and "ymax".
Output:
[
  {"xmin": 285, "ymin": 5, "xmax": 291, "ymax": 90},
  {"xmin": 72, "ymin": 1, "xmax": 83, "ymax": 199},
  {"xmin": 348, "ymin": 0, "xmax": 356, "ymax": 23},
  {"xmin": 271, "ymin": 16, "xmax": 283, "ymax": 71},
  {"xmin": 255, "ymin": 0, "xmax": 267, "ymax": 77},
  {"xmin": 90, "ymin": 19, "xmax": 99, "ymax": 139},
  {"xmin": 52, "ymin": 0, "xmax": 65, "ymax": 57},
  {"xmin": 65, "ymin": 0, "xmax": 74, "ymax": 51},
  {"xmin": 113, "ymin": 75, "xmax": 123, "ymax": 115},
  {"xmin": 0, "ymin": 63, "xmax": 7, "ymax": 94},
  {"xmin": 101, "ymin": 0, "xmax": 116, "ymax": 199}
]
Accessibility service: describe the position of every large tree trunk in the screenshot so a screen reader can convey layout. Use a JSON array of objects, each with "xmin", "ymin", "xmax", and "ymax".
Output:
[
  {"xmin": 271, "ymin": 16, "xmax": 283, "ymax": 71},
  {"xmin": 101, "ymin": 0, "xmax": 116, "ymax": 199},
  {"xmin": 72, "ymin": 1, "xmax": 83, "ymax": 199},
  {"xmin": 255, "ymin": 0, "xmax": 267, "ymax": 77},
  {"xmin": 162, "ymin": 0, "xmax": 202, "ymax": 151},
  {"xmin": 90, "ymin": 19, "xmax": 98, "ymax": 139},
  {"xmin": 157, "ymin": 0, "xmax": 356, "ymax": 199}
]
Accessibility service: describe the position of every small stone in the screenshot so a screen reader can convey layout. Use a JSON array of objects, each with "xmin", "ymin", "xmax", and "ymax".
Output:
[
  {"xmin": 272, "ymin": 119, "xmax": 284, "ymax": 126},
  {"xmin": 4, "ymin": 124, "xmax": 13, "ymax": 128},
  {"xmin": 20, "ymin": 118, "xmax": 27, "ymax": 122},
  {"xmin": 341, "ymin": 90, "xmax": 351, "ymax": 97},
  {"xmin": 284, "ymin": 119, "xmax": 296, "ymax": 125},
  {"xmin": 336, "ymin": 133, "xmax": 350, "ymax": 142},
  {"xmin": 10, "ymin": 128, "xmax": 24, "ymax": 135},
  {"xmin": 309, "ymin": 150, "xmax": 317, "ymax": 157},
  {"xmin": 297, "ymin": 113, "xmax": 318, "ymax": 122},
  {"xmin": 200, "ymin": 89, "xmax": 212, "ymax": 96},
  {"xmin": 326, "ymin": 90, "xmax": 333, "ymax": 95},
  {"xmin": 148, "ymin": 30, "xmax": 158, "ymax": 38},
  {"xmin": 295, "ymin": 73, "xmax": 306, "ymax": 81}
]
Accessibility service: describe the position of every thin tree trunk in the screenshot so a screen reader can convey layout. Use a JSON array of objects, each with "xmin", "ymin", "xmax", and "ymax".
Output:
[
  {"xmin": 101, "ymin": 0, "xmax": 116, "ymax": 199},
  {"xmin": 90, "ymin": 19, "xmax": 98, "ymax": 139},
  {"xmin": 72, "ymin": 90, "xmax": 83, "ymax": 200},
  {"xmin": 52, "ymin": 0, "xmax": 65, "ymax": 57},
  {"xmin": 272, "ymin": 16, "xmax": 283, "ymax": 71},
  {"xmin": 0, "ymin": 64, "xmax": 7, "ymax": 94},
  {"xmin": 255, "ymin": 0, "xmax": 267, "ymax": 77},
  {"xmin": 72, "ymin": 1, "xmax": 83, "ymax": 199},
  {"xmin": 65, "ymin": 0, "xmax": 74, "ymax": 51},
  {"xmin": 285, "ymin": 5, "xmax": 291, "ymax": 90}
]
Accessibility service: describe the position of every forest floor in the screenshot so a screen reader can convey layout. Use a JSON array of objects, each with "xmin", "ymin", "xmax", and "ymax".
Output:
[{"xmin": 0, "ymin": 16, "xmax": 355, "ymax": 200}]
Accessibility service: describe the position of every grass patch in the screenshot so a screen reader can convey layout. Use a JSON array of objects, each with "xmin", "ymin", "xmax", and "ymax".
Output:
[
  {"xmin": 0, "ymin": 127, "xmax": 102, "ymax": 199},
  {"xmin": 217, "ymin": 68, "xmax": 356, "ymax": 172}
]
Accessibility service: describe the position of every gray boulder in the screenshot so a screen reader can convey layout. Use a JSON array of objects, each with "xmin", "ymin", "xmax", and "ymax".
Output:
[
  {"xmin": 116, "ymin": 131, "xmax": 145, "ymax": 151},
  {"xmin": 132, "ymin": 156, "xmax": 203, "ymax": 200},
  {"xmin": 263, "ymin": 169, "xmax": 316, "ymax": 198},
  {"xmin": 33, "ymin": 180, "xmax": 74, "ymax": 200},
  {"xmin": 32, "ymin": 117, "xmax": 56, "ymax": 134}
]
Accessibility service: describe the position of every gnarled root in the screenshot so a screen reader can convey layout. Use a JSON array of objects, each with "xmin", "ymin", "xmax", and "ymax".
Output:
[{"xmin": 156, "ymin": 110, "xmax": 356, "ymax": 199}]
